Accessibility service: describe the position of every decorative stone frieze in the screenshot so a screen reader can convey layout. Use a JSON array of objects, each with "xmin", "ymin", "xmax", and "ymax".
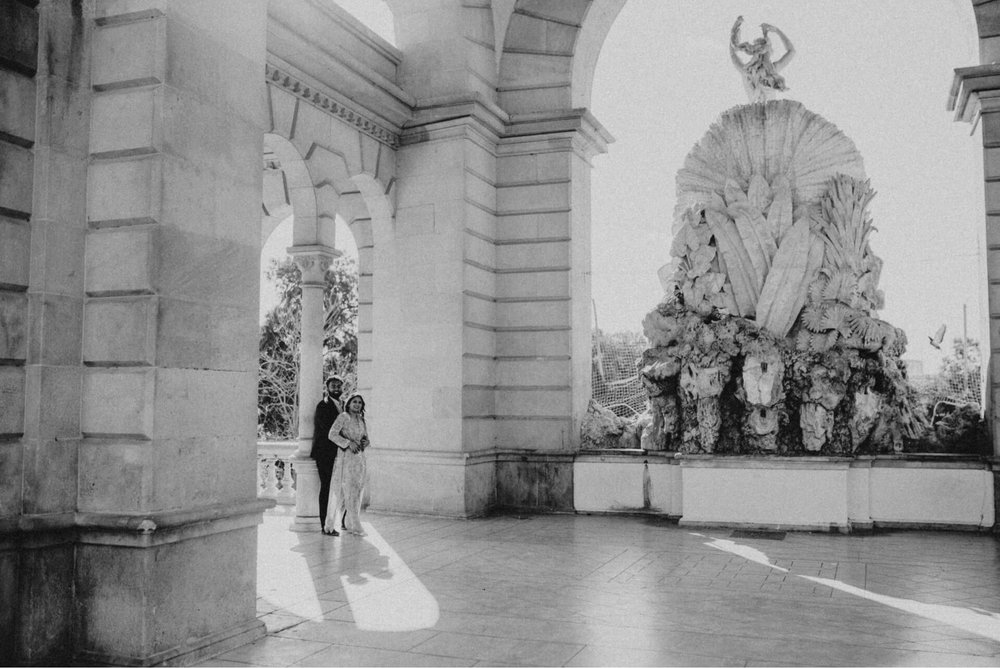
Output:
[{"xmin": 265, "ymin": 63, "xmax": 400, "ymax": 148}]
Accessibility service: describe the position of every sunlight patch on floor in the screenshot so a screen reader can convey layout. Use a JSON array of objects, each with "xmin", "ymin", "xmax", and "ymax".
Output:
[
  {"xmin": 696, "ymin": 532, "xmax": 1000, "ymax": 643},
  {"xmin": 341, "ymin": 521, "xmax": 440, "ymax": 632}
]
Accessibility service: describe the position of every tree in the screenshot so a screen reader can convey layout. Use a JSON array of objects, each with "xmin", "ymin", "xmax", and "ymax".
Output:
[{"xmin": 258, "ymin": 256, "xmax": 359, "ymax": 439}]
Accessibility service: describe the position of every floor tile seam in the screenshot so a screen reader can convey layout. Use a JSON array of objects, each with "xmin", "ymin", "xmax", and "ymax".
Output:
[
  {"xmin": 277, "ymin": 628, "xmax": 446, "ymax": 654},
  {"xmin": 297, "ymin": 642, "xmax": 479, "ymax": 666},
  {"xmin": 403, "ymin": 543, "xmax": 500, "ymax": 567},
  {"xmin": 407, "ymin": 627, "xmax": 588, "ymax": 659},
  {"xmin": 717, "ymin": 632, "xmax": 984, "ymax": 664},
  {"xmin": 222, "ymin": 638, "xmax": 334, "ymax": 668},
  {"xmin": 427, "ymin": 611, "xmax": 929, "ymax": 653},
  {"xmin": 895, "ymin": 640, "xmax": 1000, "ymax": 656},
  {"xmin": 409, "ymin": 547, "xmax": 498, "ymax": 579}
]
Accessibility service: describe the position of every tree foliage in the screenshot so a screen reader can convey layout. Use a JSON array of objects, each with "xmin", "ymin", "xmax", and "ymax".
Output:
[{"xmin": 258, "ymin": 256, "xmax": 359, "ymax": 439}]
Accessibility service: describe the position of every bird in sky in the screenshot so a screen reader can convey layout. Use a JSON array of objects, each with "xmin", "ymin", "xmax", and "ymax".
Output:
[{"xmin": 929, "ymin": 324, "xmax": 946, "ymax": 350}]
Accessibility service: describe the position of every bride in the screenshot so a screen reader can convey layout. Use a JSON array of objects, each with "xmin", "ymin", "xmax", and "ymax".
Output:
[{"xmin": 328, "ymin": 393, "xmax": 370, "ymax": 536}]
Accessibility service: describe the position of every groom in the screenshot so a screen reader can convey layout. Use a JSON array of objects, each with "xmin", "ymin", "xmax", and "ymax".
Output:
[{"xmin": 312, "ymin": 375, "xmax": 344, "ymax": 535}]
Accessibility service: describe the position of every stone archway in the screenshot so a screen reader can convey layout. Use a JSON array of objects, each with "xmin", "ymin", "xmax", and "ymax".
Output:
[{"xmin": 262, "ymin": 51, "xmax": 397, "ymax": 528}]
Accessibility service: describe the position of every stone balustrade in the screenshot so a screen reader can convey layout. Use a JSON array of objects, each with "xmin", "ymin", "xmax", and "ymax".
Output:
[{"xmin": 257, "ymin": 441, "xmax": 299, "ymax": 505}]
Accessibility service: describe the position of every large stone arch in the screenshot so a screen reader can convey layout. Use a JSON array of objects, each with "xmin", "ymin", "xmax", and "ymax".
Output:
[
  {"xmin": 952, "ymin": 0, "xmax": 1000, "ymax": 463},
  {"xmin": 496, "ymin": 0, "xmax": 625, "ymax": 114}
]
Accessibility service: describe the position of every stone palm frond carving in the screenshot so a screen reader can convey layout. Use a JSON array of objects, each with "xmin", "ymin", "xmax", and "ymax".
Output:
[
  {"xmin": 675, "ymin": 100, "xmax": 865, "ymax": 224},
  {"xmin": 796, "ymin": 175, "xmax": 892, "ymax": 353},
  {"xmin": 668, "ymin": 100, "xmax": 866, "ymax": 338}
]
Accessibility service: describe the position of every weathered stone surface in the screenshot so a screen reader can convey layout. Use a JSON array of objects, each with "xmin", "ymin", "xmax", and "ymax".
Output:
[
  {"xmin": 0, "ymin": 1, "xmax": 38, "ymax": 76},
  {"xmin": 157, "ymin": 299, "xmax": 261, "ymax": 372},
  {"xmin": 495, "ymin": 417, "xmax": 573, "ymax": 449},
  {"xmin": 496, "ymin": 457, "xmax": 573, "ymax": 511},
  {"xmin": 76, "ymin": 527, "xmax": 259, "ymax": 662},
  {"xmin": 26, "ymin": 293, "xmax": 82, "ymax": 365},
  {"xmin": 0, "ymin": 440, "xmax": 22, "ymax": 515},
  {"xmin": 152, "ymin": 435, "xmax": 256, "ymax": 508},
  {"xmin": 82, "ymin": 297, "xmax": 157, "ymax": 365},
  {"xmin": 17, "ymin": 544, "xmax": 74, "ymax": 665},
  {"xmin": 0, "ymin": 550, "xmax": 17, "ymax": 661},
  {"xmin": 22, "ymin": 365, "xmax": 80, "ymax": 441},
  {"xmin": 152, "ymin": 368, "xmax": 256, "ymax": 440},
  {"xmin": 84, "ymin": 225, "xmax": 156, "ymax": 294},
  {"xmin": 155, "ymin": 228, "xmax": 258, "ymax": 308},
  {"xmin": 0, "ymin": 142, "xmax": 34, "ymax": 216},
  {"xmin": 0, "ymin": 218, "xmax": 30, "ymax": 288},
  {"xmin": 22, "ymin": 439, "xmax": 78, "ymax": 514},
  {"xmin": 0, "ymin": 291, "xmax": 27, "ymax": 361},
  {"xmin": 27, "ymin": 219, "xmax": 86, "ymax": 296},
  {"xmin": 0, "ymin": 72, "xmax": 36, "ymax": 145},
  {"xmin": 31, "ymin": 147, "xmax": 88, "ymax": 224},
  {"xmin": 87, "ymin": 156, "xmax": 162, "ymax": 225},
  {"xmin": 92, "ymin": 18, "xmax": 165, "ymax": 90},
  {"xmin": 90, "ymin": 88, "xmax": 159, "ymax": 156},
  {"xmin": 77, "ymin": 440, "xmax": 152, "ymax": 513},
  {"xmin": 81, "ymin": 368, "xmax": 154, "ymax": 437},
  {"xmin": 34, "ymin": 72, "xmax": 91, "ymax": 156}
]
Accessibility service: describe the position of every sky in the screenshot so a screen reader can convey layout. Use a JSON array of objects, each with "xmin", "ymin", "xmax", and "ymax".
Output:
[{"xmin": 264, "ymin": 0, "xmax": 985, "ymax": 374}]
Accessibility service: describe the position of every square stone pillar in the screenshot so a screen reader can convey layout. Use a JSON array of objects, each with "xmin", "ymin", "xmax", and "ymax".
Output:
[
  {"xmin": 77, "ymin": 1, "xmax": 271, "ymax": 663},
  {"xmin": 366, "ymin": 100, "xmax": 610, "ymax": 517},
  {"xmin": 367, "ymin": 110, "xmax": 485, "ymax": 517},
  {"xmin": 2, "ymin": 1, "xmax": 272, "ymax": 664},
  {"xmin": 949, "ymin": 64, "xmax": 1000, "ymax": 528},
  {"xmin": 950, "ymin": 65, "xmax": 1000, "ymax": 457}
]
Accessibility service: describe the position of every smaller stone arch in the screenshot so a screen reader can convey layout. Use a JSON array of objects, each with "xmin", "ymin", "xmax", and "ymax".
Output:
[
  {"xmin": 262, "ymin": 133, "xmax": 316, "ymax": 247},
  {"xmin": 335, "ymin": 175, "xmax": 394, "ymax": 397}
]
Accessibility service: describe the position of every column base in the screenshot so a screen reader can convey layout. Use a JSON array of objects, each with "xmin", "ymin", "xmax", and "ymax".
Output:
[{"xmin": 290, "ymin": 453, "xmax": 321, "ymax": 531}]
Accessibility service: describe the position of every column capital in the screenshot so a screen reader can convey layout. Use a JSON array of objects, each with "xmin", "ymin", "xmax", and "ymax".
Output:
[
  {"xmin": 948, "ymin": 63, "xmax": 1000, "ymax": 124},
  {"xmin": 286, "ymin": 244, "xmax": 341, "ymax": 285}
]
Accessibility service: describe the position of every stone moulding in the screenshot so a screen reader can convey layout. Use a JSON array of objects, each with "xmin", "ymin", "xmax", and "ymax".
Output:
[
  {"xmin": 265, "ymin": 62, "xmax": 400, "ymax": 148},
  {"xmin": 0, "ymin": 499, "xmax": 275, "ymax": 547}
]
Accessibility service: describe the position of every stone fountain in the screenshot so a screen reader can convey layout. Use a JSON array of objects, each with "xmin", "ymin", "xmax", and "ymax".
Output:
[{"xmin": 635, "ymin": 17, "xmax": 927, "ymax": 457}]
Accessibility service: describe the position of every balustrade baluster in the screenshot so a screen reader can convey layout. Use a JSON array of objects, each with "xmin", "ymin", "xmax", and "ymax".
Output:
[
  {"xmin": 262, "ymin": 457, "xmax": 280, "ymax": 497},
  {"xmin": 277, "ymin": 458, "xmax": 295, "ymax": 502},
  {"xmin": 257, "ymin": 453, "xmax": 267, "ymax": 496}
]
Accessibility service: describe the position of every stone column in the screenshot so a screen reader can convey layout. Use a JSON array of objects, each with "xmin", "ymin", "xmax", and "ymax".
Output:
[{"xmin": 287, "ymin": 244, "xmax": 337, "ymax": 531}]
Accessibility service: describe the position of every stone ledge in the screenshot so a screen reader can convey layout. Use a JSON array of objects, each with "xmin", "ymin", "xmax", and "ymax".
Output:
[{"xmin": 0, "ymin": 499, "xmax": 275, "ymax": 548}]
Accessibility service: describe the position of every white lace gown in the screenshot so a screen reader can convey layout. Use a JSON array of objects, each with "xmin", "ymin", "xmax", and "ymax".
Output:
[{"xmin": 327, "ymin": 412, "xmax": 368, "ymax": 534}]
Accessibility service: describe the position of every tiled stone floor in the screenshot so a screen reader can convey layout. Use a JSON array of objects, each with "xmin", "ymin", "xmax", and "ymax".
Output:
[{"xmin": 205, "ymin": 508, "xmax": 1000, "ymax": 667}]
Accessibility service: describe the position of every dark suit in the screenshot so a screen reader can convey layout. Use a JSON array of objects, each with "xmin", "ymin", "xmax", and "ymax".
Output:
[{"xmin": 312, "ymin": 397, "xmax": 341, "ymax": 529}]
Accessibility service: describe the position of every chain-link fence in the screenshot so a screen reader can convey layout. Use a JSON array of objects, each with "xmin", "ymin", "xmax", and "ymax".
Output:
[{"xmin": 591, "ymin": 330, "xmax": 648, "ymax": 418}]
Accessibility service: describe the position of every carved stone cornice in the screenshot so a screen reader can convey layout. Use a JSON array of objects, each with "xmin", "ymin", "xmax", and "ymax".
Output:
[
  {"xmin": 948, "ymin": 63, "xmax": 1000, "ymax": 124},
  {"xmin": 501, "ymin": 108, "xmax": 615, "ymax": 161},
  {"xmin": 266, "ymin": 62, "xmax": 401, "ymax": 148}
]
